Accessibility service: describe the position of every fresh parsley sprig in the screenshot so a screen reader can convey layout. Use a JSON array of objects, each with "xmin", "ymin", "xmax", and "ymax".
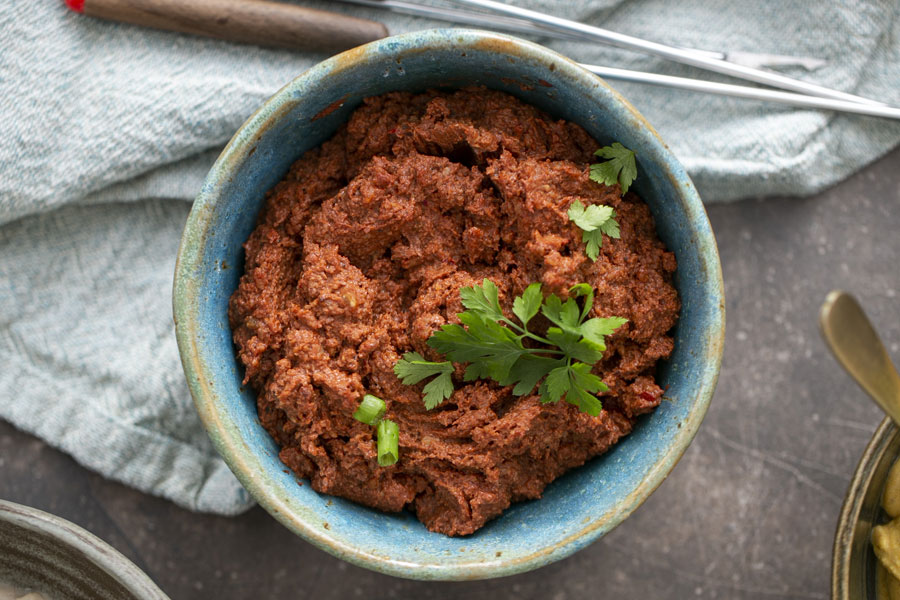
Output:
[
  {"xmin": 394, "ymin": 279, "xmax": 627, "ymax": 416},
  {"xmin": 567, "ymin": 199, "xmax": 620, "ymax": 262},
  {"xmin": 568, "ymin": 143, "xmax": 635, "ymax": 262},
  {"xmin": 589, "ymin": 142, "xmax": 637, "ymax": 193}
]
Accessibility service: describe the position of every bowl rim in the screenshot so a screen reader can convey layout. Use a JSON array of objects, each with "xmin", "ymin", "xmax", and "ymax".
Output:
[
  {"xmin": 173, "ymin": 28, "xmax": 725, "ymax": 580},
  {"xmin": 0, "ymin": 500, "xmax": 169, "ymax": 599}
]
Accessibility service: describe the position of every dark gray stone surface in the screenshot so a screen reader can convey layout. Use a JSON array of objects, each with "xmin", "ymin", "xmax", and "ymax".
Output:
[{"xmin": 2, "ymin": 147, "xmax": 899, "ymax": 600}]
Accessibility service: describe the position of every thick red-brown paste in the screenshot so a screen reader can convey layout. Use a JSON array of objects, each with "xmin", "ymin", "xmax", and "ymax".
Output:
[{"xmin": 229, "ymin": 87, "xmax": 679, "ymax": 536}]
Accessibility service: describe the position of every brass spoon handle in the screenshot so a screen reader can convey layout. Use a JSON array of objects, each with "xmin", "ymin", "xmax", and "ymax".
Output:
[{"xmin": 819, "ymin": 290, "xmax": 900, "ymax": 424}]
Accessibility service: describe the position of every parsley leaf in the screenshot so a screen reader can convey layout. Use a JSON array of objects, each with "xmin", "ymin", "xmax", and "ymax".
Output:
[
  {"xmin": 459, "ymin": 278, "xmax": 504, "ymax": 322},
  {"xmin": 393, "ymin": 352, "xmax": 454, "ymax": 410},
  {"xmin": 421, "ymin": 374, "xmax": 455, "ymax": 410},
  {"xmin": 541, "ymin": 363, "xmax": 607, "ymax": 415},
  {"xmin": 396, "ymin": 280, "xmax": 628, "ymax": 415},
  {"xmin": 541, "ymin": 293, "xmax": 583, "ymax": 333},
  {"xmin": 512, "ymin": 282, "xmax": 543, "ymax": 327},
  {"xmin": 546, "ymin": 327, "xmax": 604, "ymax": 364},
  {"xmin": 502, "ymin": 354, "xmax": 564, "ymax": 396},
  {"xmin": 544, "ymin": 365, "xmax": 571, "ymax": 403},
  {"xmin": 567, "ymin": 201, "xmax": 614, "ymax": 231},
  {"xmin": 563, "ymin": 362, "xmax": 608, "ymax": 416},
  {"xmin": 590, "ymin": 142, "xmax": 637, "ymax": 193},
  {"xmin": 568, "ymin": 283, "xmax": 595, "ymax": 321},
  {"xmin": 581, "ymin": 230, "xmax": 605, "ymax": 262},
  {"xmin": 599, "ymin": 217, "xmax": 620, "ymax": 239},
  {"xmin": 430, "ymin": 312, "xmax": 528, "ymax": 383},
  {"xmin": 567, "ymin": 199, "xmax": 620, "ymax": 262}
]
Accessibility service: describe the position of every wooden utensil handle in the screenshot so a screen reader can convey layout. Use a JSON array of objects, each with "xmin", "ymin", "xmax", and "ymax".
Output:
[{"xmin": 73, "ymin": 0, "xmax": 388, "ymax": 53}]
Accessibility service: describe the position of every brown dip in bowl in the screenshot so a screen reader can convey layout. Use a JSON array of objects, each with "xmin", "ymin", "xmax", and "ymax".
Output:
[{"xmin": 228, "ymin": 87, "xmax": 679, "ymax": 536}]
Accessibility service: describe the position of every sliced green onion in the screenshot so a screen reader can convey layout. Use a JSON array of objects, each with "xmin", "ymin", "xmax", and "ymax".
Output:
[
  {"xmin": 376, "ymin": 419, "xmax": 399, "ymax": 467},
  {"xmin": 353, "ymin": 394, "xmax": 386, "ymax": 426}
]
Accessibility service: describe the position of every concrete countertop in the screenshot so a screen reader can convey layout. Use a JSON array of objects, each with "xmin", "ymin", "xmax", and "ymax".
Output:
[{"xmin": 2, "ymin": 148, "xmax": 898, "ymax": 600}]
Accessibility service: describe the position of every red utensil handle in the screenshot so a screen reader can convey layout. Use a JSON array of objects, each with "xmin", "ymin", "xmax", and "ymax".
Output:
[{"xmin": 66, "ymin": 0, "xmax": 389, "ymax": 53}]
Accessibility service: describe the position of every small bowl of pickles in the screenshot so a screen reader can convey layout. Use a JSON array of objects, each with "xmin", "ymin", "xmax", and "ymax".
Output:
[
  {"xmin": 822, "ymin": 291, "xmax": 900, "ymax": 600},
  {"xmin": 833, "ymin": 418, "xmax": 900, "ymax": 600}
]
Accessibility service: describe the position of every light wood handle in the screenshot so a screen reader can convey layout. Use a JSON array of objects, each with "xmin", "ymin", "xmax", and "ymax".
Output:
[{"xmin": 78, "ymin": 0, "xmax": 389, "ymax": 53}]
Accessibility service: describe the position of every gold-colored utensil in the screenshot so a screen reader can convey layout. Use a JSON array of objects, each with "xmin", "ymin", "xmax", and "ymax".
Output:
[{"xmin": 819, "ymin": 290, "xmax": 900, "ymax": 424}]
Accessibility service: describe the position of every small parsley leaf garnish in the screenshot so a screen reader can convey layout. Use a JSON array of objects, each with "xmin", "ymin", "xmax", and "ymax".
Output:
[
  {"xmin": 567, "ymin": 199, "xmax": 621, "ymax": 261},
  {"xmin": 395, "ymin": 279, "xmax": 627, "ymax": 416},
  {"xmin": 590, "ymin": 142, "xmax": 637, "ymax": 193},
  {"xmin": 567, "ymin": 200, "xmax": 614, "ymax": 230},
  {"xmin": 511, "ymin": 282, "xmax": 543, "ymax": 327},
  {"xmin": 393, "ymin": 352, "xmax": 454, "ymax": 410},
  {"xmin": 459, "ymin": 278, "xmax": 505, "ymax": 322},
  {"xmin": 544, "ymin": 362, "xmax": 607, "ymax": 415}
]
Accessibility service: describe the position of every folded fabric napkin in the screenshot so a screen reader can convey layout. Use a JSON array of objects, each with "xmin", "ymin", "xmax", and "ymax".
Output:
[{"xmin": 1, "ymin": 0, "xmax": 898, "ymax": 516}]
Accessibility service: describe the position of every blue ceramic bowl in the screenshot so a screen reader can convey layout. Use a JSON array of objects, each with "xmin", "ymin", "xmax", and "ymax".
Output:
[{"xmin": 173, "ymin": 29, "xmax": 724, "ymax": 580}]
